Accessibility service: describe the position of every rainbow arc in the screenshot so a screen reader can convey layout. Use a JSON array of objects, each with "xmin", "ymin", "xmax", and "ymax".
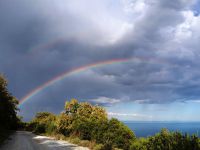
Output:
[{"xmin": 19, "ymin": 57, "xmax": 169, "ymax": 106}]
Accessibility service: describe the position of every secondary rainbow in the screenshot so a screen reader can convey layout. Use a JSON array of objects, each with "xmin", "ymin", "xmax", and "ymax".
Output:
[{"xmin": 19, "ymin": 57, "xmax": 169, "ymax": 106}]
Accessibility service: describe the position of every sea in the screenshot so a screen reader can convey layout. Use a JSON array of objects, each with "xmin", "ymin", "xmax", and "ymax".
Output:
[{"xmin": 123, "ymin": 121, "xmax": 200, "ymax": 137}]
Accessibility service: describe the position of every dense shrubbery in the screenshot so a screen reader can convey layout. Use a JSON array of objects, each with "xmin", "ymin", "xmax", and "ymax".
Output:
[
  {"xmin": 27, "ymin": 112, "xmax": 56, "ymax": 134},
  {"xmin": 27, "ymin": 99, "xmax": 200, "ymax": 150},
  {"xmin": 28, "ymin": 99, "xmax": 135, "ymax": 149},
  {"xmin": 0, "ymin": 75, "xmax": 19, "ymax": 130},
  {"xmin": 0, "ymin": 75, "xmax": 19, "ymax": 144},
  {"xmin": 130, "ymin": 129, "xmax": 200, "ymax": 150}
]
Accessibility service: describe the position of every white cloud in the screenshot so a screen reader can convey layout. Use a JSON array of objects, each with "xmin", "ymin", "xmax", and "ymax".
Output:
[
  {"xmin": 122, "ymin": 0, "xmax": 148, "ymax": 16},
  {"xmin": 134, "ymin": 99, "xmax": 151, "ymax": 104},
  {"xmin": 39, "ymin": 0, "xmax": 136, "ymax": 45},
  {"xmin": 156, "ymin": 8, "xmax": 200, "ymax": 60},
  {"xmin": 89, "ymin": 97, "xmax": 121, "ymax": 105},
  {"xmin": 33, "ymin": 0, "xmax": 155, "ymax": 45},
  {"xmin": 186, "ymin": 99, "xmax": 200, "ymax": 103},
  {"xmin": 174, "ymin": 11, "xmax": 196, "ymax": 42},
  {"xmin": 108, "ymin": 112, "xmax": 152, "ymax": 119},
  {"xmin": 108, "ymin": 22, "xmax": 133, "ymax": 44}
]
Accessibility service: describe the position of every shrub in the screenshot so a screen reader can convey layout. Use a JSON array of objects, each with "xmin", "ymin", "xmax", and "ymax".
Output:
[
  {"xmin": 91, "ymin": 120, "xmax": 108, "ymax": 143},
  {"xmin": 71, "ymin": 102, "xmax": 108, "ymax": 140},
  {"xmin": 27, "ymin": 99, "xmax": 136, "ymax": 150},
  {"xmin": 26, "ymin": 121, "xmax": 37, "ymax": 131},
  {"xmin": 27, "ymin": 112, "xmax": 57, "ymax": 134},
  {"xmin": 102, "ymin": 118, "xmax": 136, "ymax": 150},
  {"xmin": 56, "ymin": 113, "xmax": 73, "ymax": 136},
  {"xmin": 130, "ymin": 138, "xmax": 148, "ymax": 150},
  {"xmin": 72, "ymin": 117, "xmax": 93, "ymax": 140},
  {"xmin": 70, "ymin": 137, "xmax": 81, "ymax": 144},
  {"xmin": 46, "ymin": 122, "xmax": 56, "ymax": 134},
  {"xmin": 93, "ymin": 144, "xmax": 104, "ymax": 150},
  {"xmin": 34, "ymin": 123, "xmax": 46, "ymax": 134},
  {"xmin": 79, "ymin": 140, "xmax": 91, "ymax": 147}
]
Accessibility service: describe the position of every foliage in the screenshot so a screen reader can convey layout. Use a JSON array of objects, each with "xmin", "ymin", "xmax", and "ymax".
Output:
[
  {"xmin": 27, "ymin": 99, "xmax": 200, "ymax": 150},
  {"xmin": 28, "ymin": 99, "xmax": 135, "ymax": 149},
  {"xmin": 56, "ymin": 113, "xmax": 73, "ymax": 136},
  {"xmin": 93, "ymin": 144, "xmax": 104, "ymax": 150},
  {"xmin": 0, "ymin": 75, "xmax": 19, "ymax": 131},
  {"xmin": 102, "ymin": 118, "xmax": 135, "ymax": 150},
  {"xmin": 65, "ymin": 98, "xmax": 79, "ymax": 114},
  {"xmin": 130, "ymin": 129, "xmax": 200, "ymax": 150},
  {"xmin": 0, "ymin": 74, "xmax": 19, "ymax": 145},
  {"xmin": 130, "ymin": 138, "xmax": 148, "ymax": 150},
  {"xmin": 27, "ymin": 112, "xmax": 56, "ymax": 134},
  {"xmin": 0, "ymin": 74, "xmax": 21, "ymax": 144},
  {"xmin": 72, "ymin": 102, "xmax": 108, "ymax": 140}
]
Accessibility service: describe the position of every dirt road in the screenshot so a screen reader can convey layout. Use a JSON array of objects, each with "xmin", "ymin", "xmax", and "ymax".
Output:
[{"xmin": 0, "ymin": 131, "xmax": 89, "ymax": 150}]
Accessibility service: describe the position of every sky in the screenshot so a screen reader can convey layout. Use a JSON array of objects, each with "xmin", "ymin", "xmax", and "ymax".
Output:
[{"xmin": 1, "ymin": 0, "xmax": 200, "ymax": 121}]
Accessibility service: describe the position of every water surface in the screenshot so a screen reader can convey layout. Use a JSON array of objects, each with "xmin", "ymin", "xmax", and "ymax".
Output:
[{"xmin": 124, "ymin": 121, "xmax": 200, "ymax": 137}]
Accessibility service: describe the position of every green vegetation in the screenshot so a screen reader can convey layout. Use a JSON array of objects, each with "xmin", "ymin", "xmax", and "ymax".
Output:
[
  {"xmin": 0, "ymin": 75, "xmax": 19, "ymax": 144},
  {"xmin": 26, "ymin": 99, "xmax": 200, "ymax": 150},
  {"xmin": 27, "ymin": 99, "xmax": 135, "ymax": 149},
  {"xmin": 130, "ymin": 128, "xmax": 200, "ymax": 150},
  {"xmin": 1, "ymin": 74, "xmax": 200, "ymax": 150}
]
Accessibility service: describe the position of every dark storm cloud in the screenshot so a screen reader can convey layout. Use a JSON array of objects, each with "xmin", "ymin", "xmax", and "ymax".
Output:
[{"xmin": 1, "ymin": 0, "xmax": 200, "ymax": 120}]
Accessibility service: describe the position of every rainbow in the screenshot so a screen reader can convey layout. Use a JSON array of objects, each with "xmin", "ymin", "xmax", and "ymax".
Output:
[{"xmin": 19, "ymin": 57, "xmax": 169, "ymax": 106}]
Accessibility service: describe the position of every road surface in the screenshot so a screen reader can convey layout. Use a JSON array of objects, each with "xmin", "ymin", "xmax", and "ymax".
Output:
[{"xmin": 0, "ymin": 131, "xmax": 89, "ymax": 150}]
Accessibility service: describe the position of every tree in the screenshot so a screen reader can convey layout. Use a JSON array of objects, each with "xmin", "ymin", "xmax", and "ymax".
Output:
[
  {"xmin": 0, "ymin": 74, "xmax": 19, "ymax": 130},
  {"xmin": 65, "ymin": 98, "xmax": 79, "ymax": 114},
  {"xmin": 28, "ymin": 112, "xmax": 56, "ymax": 134},
  {"xmin": 28, "ymin": 99, "xmax": 137, "ymax": 150},
  {"xmin": 56, "ymin": 113, "xmax": 73, "ymax": 136},
  {"xmin": 130, "ymin": 138, "xmax": 148, "ymax": 150},
  {"xmin": 102, "ymin": 118, "xmax": 136, "ymax": 150}
]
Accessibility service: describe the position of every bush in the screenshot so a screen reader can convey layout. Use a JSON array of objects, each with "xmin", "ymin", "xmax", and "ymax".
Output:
[
  {"xmin": 130, "ymin": 138, "xmax": 148, "ymax": 150},
  {"xmin": 0, "ymin": 74, "xmax": 19, "ymax": 142},
  {"xmin": 93, "ymin": 144, "xmax": 104, "ymax": 150},
  {"xmin": 27, "ymin": 100, "xmax": 136, "ymax": 150},
  {"xmin": 91, "ymin": 120, "xmax": 108, "ymax": 143},
  {"xmin": 72, "ymin": 117, "xmax": 95, "ymax": 140},
  {"xmin": 70, "ymin": 102, "xmax": 108, "ymax": 140},
  {"xmin": 26, "ymin": 99, "xmax": 200, "ymax": 150},
  {"xmin": 46, "ymin": 122, "xmax": 56, "ymax": 134},
  {"xmin": 79, "ymin": 140, "xmax": 91, "ymax": 147},
  {"xmin": 34, "ymin": 123, "xmax": 46, "ymax": 134},
  {"xmin": 26, "ymin": 121, "xmax": 38, "ymax": 131},
  {"xmin": 56, "ymin": 113, "xmax": 73, "ymax": 136},
  {"xmin": 130, "ymin": 129, "xmax": 200, "ymax": 150},
  {"xmin": 27, "ymin": 112, "xmax": 57, "ymax": 134},
  {"xmin": 147, "ymin": 128, "xmax": 173, "ymax": 150},
  {"xmin": 102, "ymin": 118, "xmax": 136, "ymax": 150},
  {"xmin": 70, "ymin": 137, "xmax": 81, "ymax": 144}
]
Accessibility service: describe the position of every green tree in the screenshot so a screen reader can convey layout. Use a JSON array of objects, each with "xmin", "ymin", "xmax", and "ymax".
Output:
[
  {"xmin": 71, "ymin": 102, "xmax": 104, "ymax": 140},
  {"xmin": 65, "ymin": 98, "xmax": 79, "ymax": 114},
  {"xmin": 130, "ymin": 138, "xmax": 148, "ymax": 150},
  {"xmin": 0, "ymin": 75, "xmax": 19, "ymax": 130},
  {"xmin": 102, "ymin": 118, "xmax": 136, "ymax": 150},
  {"xmin": 56, "ymin": 113, "xmax": 73, "ymax": 136},
  {"xmin": 29, "ymin": 99, "xmax": 137, "ymax": 150},
  {"xmin": 28, "ymin": 112, "xmax": 56, "ymax": 134}
]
